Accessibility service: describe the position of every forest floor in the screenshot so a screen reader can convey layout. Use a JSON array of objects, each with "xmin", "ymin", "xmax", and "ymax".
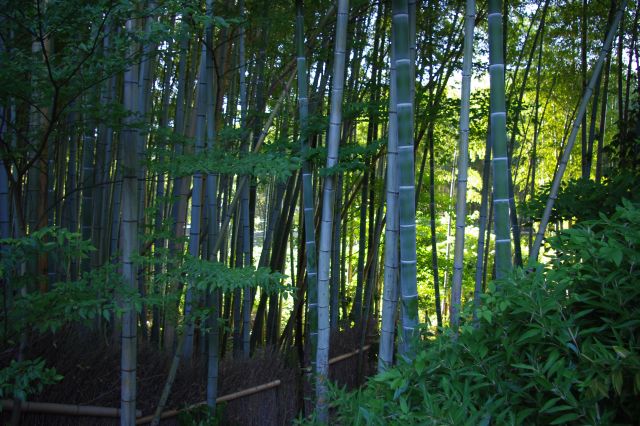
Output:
[{"xmin": 1, "ymin": 324, "xmax": 376, "ymax": 425}]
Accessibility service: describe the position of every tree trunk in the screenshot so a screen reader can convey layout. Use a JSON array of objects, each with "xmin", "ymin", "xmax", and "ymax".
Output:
[
  {"xmin": 488, "ymin": 0, "xmax": 512, "ymax": 278},
  {"xmin": 316, "ymin": 0, "xmax": 349, "ymax": 420},
  {"xmin": 393, "ymin": 0, "xmax": 419, "ymax": 357},
  {"xmin": 120, "ymin": 17, "xmax": 140, "ymax": 426},
  {"xmin": 450, "ymin": 0, "xmax": 475, "ymax": 330}
]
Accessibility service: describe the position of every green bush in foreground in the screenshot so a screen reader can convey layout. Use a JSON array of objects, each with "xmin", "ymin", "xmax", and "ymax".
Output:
[{"xmin": 327, "ymin": 200, "xmax": 640, "ymax": 425}]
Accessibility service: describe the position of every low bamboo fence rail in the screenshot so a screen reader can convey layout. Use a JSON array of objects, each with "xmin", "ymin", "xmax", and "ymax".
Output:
[
  {"xmin": 0, "ymin": 400, "xmax": 142, "ymax": 418},
  {"xmin": 2, "ymin": 344, "xmax": 372, "ymax": 424}
]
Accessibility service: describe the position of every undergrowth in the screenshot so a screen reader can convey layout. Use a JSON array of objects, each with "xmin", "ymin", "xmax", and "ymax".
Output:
[{"xmin": 324, "ymin": 200, "xmax": 640, "ymax": 425}]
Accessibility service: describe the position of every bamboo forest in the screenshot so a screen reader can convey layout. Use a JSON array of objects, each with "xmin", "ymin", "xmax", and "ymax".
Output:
[{"xmin": 1, "ymin": 0, "xmax": 640, "ymax": 424}]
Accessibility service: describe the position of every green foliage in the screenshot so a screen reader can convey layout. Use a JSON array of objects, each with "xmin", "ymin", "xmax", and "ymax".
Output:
[
  {"xmin": 176, "ymin": 402, "xmax": 226, "ymax": 426},
  {"xmin": 0, "ymin": 227, "xmax": 132, "ymax": 340},
  {"xmin": 523, "ymin": 173, "xmax": 640, "ymax": 224},
  {"xmin": 606, "ymin": 95, "xmax": 640, "ymax": 171},
  {"xmin": 0, "ymin": 0, "xmax": 163, "ymax": 166},
  {"xmin": 179, "ymin": 256, "xmax": 291, "ymax": 297},
  {"xmin": 0, "ymin": 227, "xmax": 131, "ymax": 401},
  {"xmin": 6, "ymin": 264, "xmax": 133, "ymax": 337},
  {"xmin": 0, "ymin": 225, "xmax": 291, "ymax": 400},
  {"xmin": 0, "ymin": 227, "xmax": 94, "ymax": 281},
  {"xmin": 318, "ymin": 138, "xmax": 385, "ymax": 176},
  {"xmin": 181, "ymin": 259, "xmax": 290, "ymax": 326},
  {"xmin": 149, "ymin": 144, "xmax": 300, "ymax": 181},
  {"xmin": 323, "ymin": 201, "xmax": 640, "ymax": 425},
  {"xmin": 0, "ymin": 359, "xmax": 62, "ymax": 402}
]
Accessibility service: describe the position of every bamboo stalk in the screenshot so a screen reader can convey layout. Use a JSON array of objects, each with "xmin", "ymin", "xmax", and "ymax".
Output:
[
  {"xmin": 0, "ymin": 400, "xmax": 142, "ymax": 418},
  {"xmin": 296, "ymin": 0, "xmax": 319, "ymax": 378},
  {"xmin": 316, "ymin": 0, "xmax": 349, "ymax": 421},
  {"xmin": 135, "ymin": 380, "xmax": 281, "ymax": 424},
  {"xmin": 379, "ymin": 26, "xmax": 399, "ymax": 371},
  {"xmin": 488, "ymin": 0, "xmax": 512, "ymax": 279},
  {"xmin": 529, "ymin": 0, "xmax": 629, "ymax": 264},
  {"xmin": 392, "ymin": 0, "xmax": 419, "ymax": 356},
  {"xmin": 211, "ymin": 71, "xmax": 295, "ymax": 256},
  {"xmin": 450, "ymin": 0, "xmax": 476, "ymax": 330}
]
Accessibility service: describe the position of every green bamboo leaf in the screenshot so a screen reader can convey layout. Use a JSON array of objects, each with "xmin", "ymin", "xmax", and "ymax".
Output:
[
  {"xmin": 546, "ymin": 404, "xmax": 573, "ymax": 414},
  {"xmin": 400, "ymin": 396, "xmax": 409, "ymax": 414},
  {"xmin": 539, "ymin": 397, "xmax": 561, "ymax": 413},
  {"xmin": 549, "ymin": 412, "xmax": 580, "ymax": 424},
  {"xmin": 516, "ymin": 328, "xmax": 541, "ymax": 343},
  {"xmin": 511, "ymin": 363, "xmax": 536, "ymax": 371},
  {"xmin": 543, "ymin": 350, "xmax": 560, "ymax": 373},
  {"xmin": 613, "ymin": 346, "xmax": 630, "ymax": 358},
  {"xmin": 612, "ymin": 370, "xmax": 623, "ymax": 395}
]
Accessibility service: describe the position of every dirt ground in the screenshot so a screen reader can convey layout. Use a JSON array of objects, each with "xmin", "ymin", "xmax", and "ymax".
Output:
[{"xmin": 1, "ymin": 323, "xmax": 376, "ymax": 425}]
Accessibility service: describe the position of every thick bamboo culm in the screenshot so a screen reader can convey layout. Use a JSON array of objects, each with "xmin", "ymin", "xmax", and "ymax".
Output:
[
  {"xmin": 135, "ymin": 379, "xmax": 282, "ymax": 424},
  {"xmin": 0, "ymin": 400, "xmax": 142, "ymax": 418}
]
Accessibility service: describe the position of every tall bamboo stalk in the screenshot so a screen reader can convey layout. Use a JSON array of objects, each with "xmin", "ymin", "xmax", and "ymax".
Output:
[
  {"xmin": 236, "ymin": 0, "xmax": 252, "ymax": 360},
  {"xmin": 183, "ymin": 31, "xmax": 208, "ymax": 359},
  {"xmin": 120, "ymin": 17, "xmax": 140, "ymax": 426},
  {"xmin": 488, "ymin": 0, "xmax": 512, "ymax": 279},
  {"xmin": 295, "ymin": 0, "xmax": 319, "ymax": 372},
  {"xmin": 529, "ymin": 15, "xmax": 545, "ymax": 248},
  {"xmin": 0, "ymin": 139, "xmax": 9, "ymax": 240},
  {"xmin": 330, "ymin": 173, "xmax": 342, "ymax": 330},
  {"xmin": 204, "ymin": 0, "xmax": 220, "ymax": 409},
  {"xmin": 393, "ymin": 0, "xmax": 418, "ymax": 356},
  {"xmin": 450, "ymin": 0, "xmax": 476, "ymax": 330},
  {"xmin": 0, "ymin": 27, "xmax": 9, "ymax": 243},
  {"xmin": 473, "ymin": 130, "xmax": 492, "ymax": 321},
  {"xmin": 427, "ymin": 123, "xmax": 442, "ymax": 327},
  {"xmin": 316, "ymin": 0, "xmax": 348, "ymax": 421},
  {"xmin": 379, "ymin": 35, "xmax": 399, "ymax": 371},
  {"xmin": 529, "ymin": 0, "xmax": 629, "ymax": 264},
  {"xmin": 580, "ymin": 0, "xmax": 588, "ymax": 179},
  {"xmin": 595, "ymin": 48, "xmax": 612, "ymax": 184}
]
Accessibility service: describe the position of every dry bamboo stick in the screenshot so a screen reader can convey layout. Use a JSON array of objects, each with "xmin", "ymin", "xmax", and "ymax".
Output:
[
  {"xmin": 0, "ymin": 400, "xmax": 142, "ymax": 418},
  {"xmin": 135, "ymin": 379, "xmax": 281, "ymax": 424},
  {"xmin": 328, "ymin": 345, "xmax": 371, "ymax": 365},
  {"xmin": 302, "ymin": 345, "xmax": 372, "ymax": 372}
]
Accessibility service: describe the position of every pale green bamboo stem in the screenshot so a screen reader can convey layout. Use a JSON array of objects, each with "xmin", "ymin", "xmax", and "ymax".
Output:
[
  {"xmin": 379, "ymin": 32, "xmax": 399, "ymax": 372},
  {"xmin": 316, "ymin": 0, "xmax": 349, "ymax": 421},
  {"xmin": 473, "ymin": 133, "xmax": 491, "ymax": 322},
  {"xmin": 488, "ymin": 0, "xmax": 512, "ymax": 279},
  {"xmin": 295, "ymin": 0, "xmax": 319, "ymax": 375},
  {"xmin": 392, "ymin": 0, "xmax": 418, "ymax": 355},
  {"xmin": 450, "ymin": 0, "xmax": 476, "ymax": 329}
]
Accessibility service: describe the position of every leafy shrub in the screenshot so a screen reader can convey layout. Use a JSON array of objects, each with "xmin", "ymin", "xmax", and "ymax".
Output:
[
  {"xmin": 606, "ymin": 95, "xmax": 640, "ymax": 171},
  {"xmin": 0, "ymin": 359, "xmax": 62, "ymax": 401},
  {"xmin": 1, "ymin": 227, "xmax": 291, "ymax": 402},
  {"xmin": 325, "ymin": 200, "xmax": 640, "ymax": 425},
  {"xmin": 0, "ymin": 228, "xmax": 126, "ymax": 401},
  {"xmin": 176, "ymin": 402, "xmax": 226, "ymax": 425},
  {"xmin": 1, "ymin": 227, "xmax": 128, "ymax": 341},
  {"xmin": 522, "ymin": 173, "xmax": 640, "ymax": 225}
]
